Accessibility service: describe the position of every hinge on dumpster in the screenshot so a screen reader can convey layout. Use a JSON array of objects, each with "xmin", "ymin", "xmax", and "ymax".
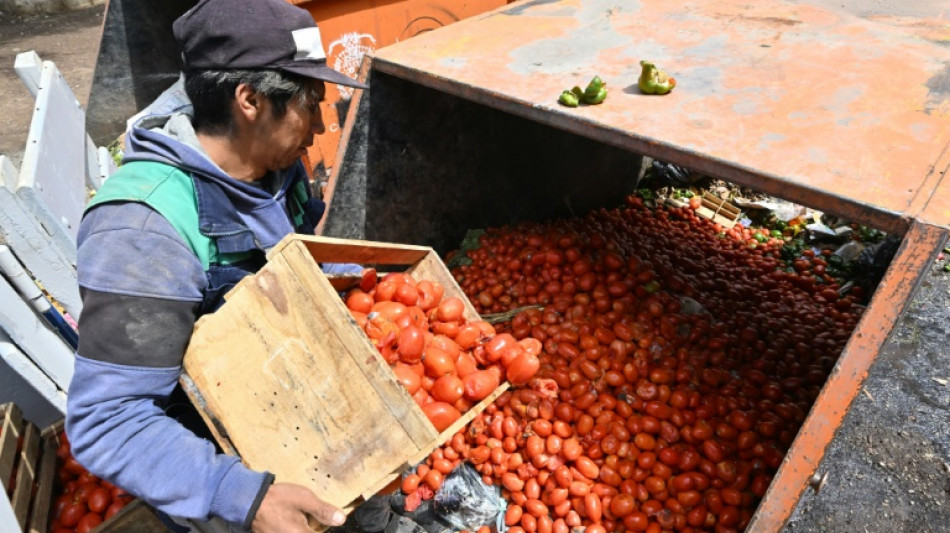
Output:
[{"xmin": 666, "ymin": 192, "xmax": 742, "ymax": 229}]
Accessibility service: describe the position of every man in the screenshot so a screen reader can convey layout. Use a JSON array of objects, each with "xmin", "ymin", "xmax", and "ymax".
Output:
[{"xmin": 65, "ymin": 0, "xmax": 367, "ymax": 531}]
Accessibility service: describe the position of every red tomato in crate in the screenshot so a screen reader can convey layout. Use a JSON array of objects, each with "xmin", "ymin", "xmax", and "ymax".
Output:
[
  {"xmin": 75, "ymin": 512, "xmax": 103, "ymax": 533},
  {"xmin": 59, "ymin": 501, "xmax": 86, "ymax": 527},
  {"xmin": 87, "ymin": 487, "xmax": 112, "ymax": 514},
  {"xmin": 422, "ymin": 402, "xmax": 461, "ymax": 431}
]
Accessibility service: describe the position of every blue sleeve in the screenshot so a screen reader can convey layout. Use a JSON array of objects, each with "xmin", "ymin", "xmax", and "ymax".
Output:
[
  {"xmin": 69, "ymin": 202, "xmax": 271, "ymax": 526},
  {"xmin": 66, "ymin": 356, "xmax": 270, "ymax": 525},
  {"xmin": 321, "ymin": 263, "xmax": 363, "ymax": 275}
]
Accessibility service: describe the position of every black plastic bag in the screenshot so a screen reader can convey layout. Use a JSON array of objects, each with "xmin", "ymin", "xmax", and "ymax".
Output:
[
  {"xmin": 647, "ymin": 160, "xmax": 699, "ymax": 188},
  {"xmin": 433, "ymin": 463, "xmax": 505, "ymax": 532},
  {"xmin": 853, "ymin": 234, "xmax": 901, "ymax": 294}
]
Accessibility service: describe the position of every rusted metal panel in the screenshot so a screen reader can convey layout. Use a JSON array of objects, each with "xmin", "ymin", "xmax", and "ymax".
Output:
[
  {"xmin": 746, "ymin": 221, "xmax": 949, "ymax": 532},
  {"xmin": 369, "ymin": 0, "xmax": 950, "ymax": 235},
  {"xmin": 296, "ymin": 0, "xmax": 512, "ymax": 181},
  {"xmin": 918, "ymin": 143, "xmax": 950, "ymax": 227}
]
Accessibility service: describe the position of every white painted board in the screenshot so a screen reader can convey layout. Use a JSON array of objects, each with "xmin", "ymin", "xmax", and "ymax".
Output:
[
  {"xmin": 0, "ymin": 156, "xmax": 81, "ymax": 318},
  {"xmin": 0, "ymin": 258, "xmax": 75, "ymax": 390},
  {"xmin": 16, "ymin": 57, "xmax": 86, "ymax": 245},
  {"xmin": 96, "ymin": 144, "xmax": 117, "ymax": 185},
  {"xmin": 0, "ymin": 331, "xmax": 67, "ymax": 427},
  {"xmin": 0, "ymin": 493, "xmax": 20, "ymax": 533}
]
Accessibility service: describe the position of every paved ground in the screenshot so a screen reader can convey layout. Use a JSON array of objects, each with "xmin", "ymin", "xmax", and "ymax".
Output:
[
  {"xmin": 785, "ymin": 257, "xmax": 950, "ymax": 532},
  {"xmin": 0, "ymin": 4, "xmax": 104, "ymax": 169}
]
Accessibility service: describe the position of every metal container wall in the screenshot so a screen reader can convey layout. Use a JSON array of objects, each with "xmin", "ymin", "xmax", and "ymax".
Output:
[{"xmin": 322, "ymin": 0, "xmax": 950, "ymax": 530}]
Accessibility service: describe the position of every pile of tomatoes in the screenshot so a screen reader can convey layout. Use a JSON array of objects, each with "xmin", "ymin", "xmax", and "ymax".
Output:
[
  {"xmin": 49, "ymin": 433, "xmax": 133, "ymax": 533},
  {"xmin": 399, "ymin": 196, "xmax": 862, "ymax": 533},
  {"xmin": 344, "ymin": 271, "xmax": 541, "ymax": 441}
]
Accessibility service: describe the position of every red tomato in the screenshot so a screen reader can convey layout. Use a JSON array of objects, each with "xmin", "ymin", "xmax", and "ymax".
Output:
[
  {"xmin": 401, "ymin": 473, "xmax": 421, "ymax": 494},
  {"xmin": 397, "ymin": 325, "xmax": 426, "ymax": 363},
  {"xmin": 63, "ymin": 456, "xmax": 87, "ymax": 476},
  {"xmin": 437, "ymin": 297, "xmax": 465, "ymax": 322},
  {"xmin": 87, "ymin": 487, "xmax": 112, "ymax": 514},
  {"xmin": 393, "ymin": 363, "xmax": 422, "ymax": 395},
  {"xmin": 431, "ymin": 375, "xmax": 465, "ymax": 404},
  {"xmin": 455, "ymin": 352, "xmax": 478, "ymax": 378},
  {"xmin": 505, "ymin": 354, "xmax": 540, "ymax": 385},
  {"xmin": 422, "ymin": 347, "xmax": 455, "ymax": 378},
  {"xmin": 422, "ymin": 402, "xmax": 461, "ymax": 431},
  {"xmin": 60, "ymin": 502, "xmax": 87, "ymax": 527},
  {"xmin": 345, "ymin": 290, "xmax": 374, "ymax": 314},
  {"xmin": 75, "ymin": 512, "xmax": 103, "ymax": 533},
  {"xmin": 463, "ymin": 370, "xmax": 499, "ymax": 401},
  {"xmin": 105, "ymin": 499, "xmax": 127, "ymax": 520},
  {"xmin": 359, "ymin": 268, "xmax": 377, "ymax": 292}
]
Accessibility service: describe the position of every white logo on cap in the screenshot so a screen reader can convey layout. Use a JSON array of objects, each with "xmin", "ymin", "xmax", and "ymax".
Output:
[{"xmin": 292, "ymin": 27, "xmax": 327, "ymax": 62}]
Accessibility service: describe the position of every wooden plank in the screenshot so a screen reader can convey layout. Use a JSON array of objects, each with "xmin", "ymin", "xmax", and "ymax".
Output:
[
  {"xmin": 0, "ymin": 403, "xmax": 24, "ymax": 491},
  {"xmin": 16, "ymin": 57, "xmax": 86, "ymax": 244},
  {"xmin": 26, "ymin": 435, "xmax": 56, "ymax": 533},
  {"xmin": 0, "ymin": 156, "xmax": 80, "ymax": 318},
  {"xmin": 269, "ymin": 234, "xmax": 430, "ymax": 265},
  {"xmin": 278, "ymin": 241, "xmax": 438, "ymax": 446},
  {"xmin": 184, "ymin": 245, "xmax": 429, "ymax": 509},
  {"xmin": 0, "ymin": 331, "xmax": 67, "ymax": 419},
  {"xmin": 0, "ymin": 274, "xmax": 75, "ymax": 390},
  {"xmin": 11, "ymin": 423, "xmax": 39, "ymax": 528}
]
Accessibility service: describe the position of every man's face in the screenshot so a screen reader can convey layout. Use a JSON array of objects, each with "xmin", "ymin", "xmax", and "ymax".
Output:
[{"xmin": 253, "ymin": 80, "xmax": 327, "ymax": 172}]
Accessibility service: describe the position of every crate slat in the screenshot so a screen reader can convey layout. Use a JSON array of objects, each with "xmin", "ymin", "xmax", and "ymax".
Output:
[
  {"xmin": 11, "ymin": 422, "xmax": 39, "ymax": 528},
  {"xmin": 0, "ymin": 403, "xmax": 24, "ymax": 495},
  {"xmin": 270, "ymin": 234, "xmax": 431, "ymax": 265},
  {"xmin": 279, "ymin": 241, "xmax": 438, "ymax": 446},
  {"xmin": 26, "ymin": 436, "xmax": 56, "ymax": 533}
]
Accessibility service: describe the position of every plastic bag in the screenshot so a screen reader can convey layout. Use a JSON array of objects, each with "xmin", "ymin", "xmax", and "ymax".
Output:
[
  {"xmin": 355, "ymin": 492, "xmax": 451, "ymax": 533},
  {"xmin": 648, "ymin": 160, "xmax": 698, "ymax": 187},
  {"xmin": 852, "ymin": 234, "xmax": 901, "ymax": 293},
  {"xmin": 433, "ymin": 463, "xmax": 506, "ymax": 532}
]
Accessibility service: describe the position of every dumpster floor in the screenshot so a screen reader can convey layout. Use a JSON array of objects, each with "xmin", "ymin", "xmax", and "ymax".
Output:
[{"xmin": 785, "ymin": 252, "xmax": 950, "ymax": 532}]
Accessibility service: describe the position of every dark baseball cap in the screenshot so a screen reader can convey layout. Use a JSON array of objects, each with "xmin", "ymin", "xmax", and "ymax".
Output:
[{"xmin": 173, "ymin": 0, "xmax": 368, "ymax": 89}]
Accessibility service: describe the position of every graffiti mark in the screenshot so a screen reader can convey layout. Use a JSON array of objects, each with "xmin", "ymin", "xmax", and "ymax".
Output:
[{"xmin": 328, "ymin": 32, "xmax": 377, "ymax": 99}]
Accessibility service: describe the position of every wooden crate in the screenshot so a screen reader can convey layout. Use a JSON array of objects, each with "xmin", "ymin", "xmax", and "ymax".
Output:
[
  {"xmin": 666, "ymin": 191, "xmax": 742, "ymax": 229},
  {"xmin": 181, "ymin": 235, "xmax": 509, "ymax": 514},
  {"xmin": 0, "ymin": 403, "xmax": 167, "ymax": 533}
]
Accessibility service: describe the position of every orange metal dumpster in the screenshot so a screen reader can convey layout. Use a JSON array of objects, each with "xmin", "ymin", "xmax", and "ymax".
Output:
[
  {"xmin": 321, "ymin": 0, "xmax": 950, "ymax": 530},
  {"xmin": 292, "ymin": 0, "xmax": 512, "ymax": 185}
]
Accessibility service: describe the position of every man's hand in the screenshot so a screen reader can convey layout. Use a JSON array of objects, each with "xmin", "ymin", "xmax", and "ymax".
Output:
[{"xmin": 252, "ymin": 483, "xmax": 346, "ymax": 533}]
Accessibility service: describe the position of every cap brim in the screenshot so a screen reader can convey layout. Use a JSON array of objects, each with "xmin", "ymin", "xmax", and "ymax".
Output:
[{"xmin": 279, "ymin": 62, "xmax": 369, "ymax": 89}]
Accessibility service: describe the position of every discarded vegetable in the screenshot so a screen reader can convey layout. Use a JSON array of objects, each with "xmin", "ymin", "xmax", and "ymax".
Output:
[{"xmin": 638, "ymin": 60, "xmax": 676, "ymax": 95}]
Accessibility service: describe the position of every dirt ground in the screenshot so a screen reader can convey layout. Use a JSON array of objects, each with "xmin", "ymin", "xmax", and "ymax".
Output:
[{"xmin": 0, "ymin": 4, "xmax": 104, "ymax": 169}]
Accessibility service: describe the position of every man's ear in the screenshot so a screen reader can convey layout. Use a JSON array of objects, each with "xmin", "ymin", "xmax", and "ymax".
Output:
[{"xmin": 234, "ymin": 83, "xmax": 261, "ymax": 122}]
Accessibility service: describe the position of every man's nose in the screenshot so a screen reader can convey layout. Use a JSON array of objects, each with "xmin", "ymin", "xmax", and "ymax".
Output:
[{"xmin": 311, "ymin": 114, "xmax": 326, "ymax": 135}]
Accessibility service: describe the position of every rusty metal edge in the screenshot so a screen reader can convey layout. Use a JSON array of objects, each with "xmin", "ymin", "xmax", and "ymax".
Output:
[
  {"xmin": 318, "ymin": 53, "xmax": 375, "ymax": 237},
  {"xmin": 369, "ymin": 58, "xmax": 911, "ymax": 237},
  {"xmin": 746, "ymin": 220, "xmax": 949, "ymax": 532}
]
